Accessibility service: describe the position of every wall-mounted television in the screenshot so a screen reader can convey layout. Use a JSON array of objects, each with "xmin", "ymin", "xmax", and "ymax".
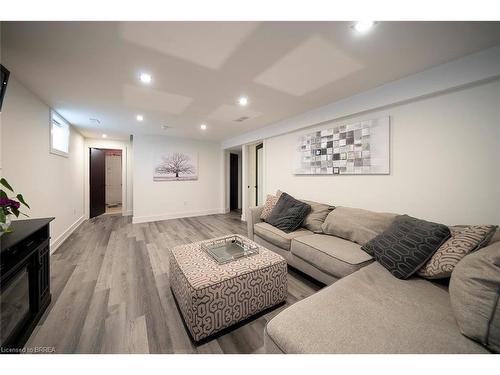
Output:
[{"xmin": 0, "ymin": 64, "xmax": 10, "ymax": 112}]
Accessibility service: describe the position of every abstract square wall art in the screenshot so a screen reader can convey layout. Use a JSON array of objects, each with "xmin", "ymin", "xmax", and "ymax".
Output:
[
  {"xmin": 294, "ymin": 116, "xmax": 390, "ymax": 175},
  {"xmin": 153, "ymin": 151, "xmax": 198, "ymax": 181}
]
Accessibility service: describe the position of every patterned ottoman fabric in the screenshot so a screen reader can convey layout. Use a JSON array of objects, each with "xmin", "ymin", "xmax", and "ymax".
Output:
[{"xmin": 169, "ymin": 235, "xmax": 288, "ymax": 342}]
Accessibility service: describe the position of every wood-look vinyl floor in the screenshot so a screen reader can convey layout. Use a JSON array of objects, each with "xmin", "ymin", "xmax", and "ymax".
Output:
[{"xmin": 25, "ymin": 212, "xmax": 322, "ymax": 354}]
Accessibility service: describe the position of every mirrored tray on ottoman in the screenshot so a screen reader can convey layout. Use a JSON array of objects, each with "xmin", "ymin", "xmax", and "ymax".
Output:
[{"xmin": 201, "ymin": 235, "xmax": 259, "ymax": 264}]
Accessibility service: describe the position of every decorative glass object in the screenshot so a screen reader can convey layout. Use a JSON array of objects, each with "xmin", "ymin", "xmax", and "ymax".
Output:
[{"xmin": 201, "ymin": 235, "xmax": 259, "ymax": 264}]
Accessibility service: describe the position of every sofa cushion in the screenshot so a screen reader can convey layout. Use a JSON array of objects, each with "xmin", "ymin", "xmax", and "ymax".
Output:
[
  {"xmin": 260, "ymin": 190, "xmax": 283, "ymax": 221},
  {"xmin": 321, "ymin": 206, "xmax": 396, "ymax": 246},
  {"xmin": 449, "ymin": 241, "xmax": 500, "ymax": 353},
  {"xmin": 489, "ymin": 228, "xmax": 500, "ymax": 245},
  {"xmin": 291, "ymin": 234, "xmax": 373, "ymax": 278},
  {"xmin": 266, "ymin": 192, "xmax": 311, "ymax": 233},
  {"xmin": 265, "ymin": 262, "xmax": 488, "ymax": 354},
  {"xmin": 362, "ymin": 215, "xmax": 451, "ymax": 279},
  {"xmin": 418, "ymin": 225, "xmax": 498, "ymax": 279},
  {"xmin": 301, "ymin": 200, "xmax": 334, "ymax": 233},
  {"xmin": 254, "ymin": 222, "xmax": 312, "ymax": 251}
]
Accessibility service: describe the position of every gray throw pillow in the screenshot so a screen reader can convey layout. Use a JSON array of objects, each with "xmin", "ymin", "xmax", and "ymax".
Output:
[
  {"xmin": 301, "ymin": 200, "xmax": 334, "ymax": 233},
  {"xmin": 266, "ymin": 193, "xmax": 311, "ymax": 233},
  {"xmin": 362, "ymin": 215, "xmax": 451, "ymax": 279},
  {"xmin": 321, "ymin": 206, "xmax": 396, "ymax": 245},
  {"xmin": 449, "ymin": 241, "xmax": 500, "ymax": 353}
]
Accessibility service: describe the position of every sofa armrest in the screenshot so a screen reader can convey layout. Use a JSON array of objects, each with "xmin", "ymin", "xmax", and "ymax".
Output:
[{"xmin": 247, "ymin": 206, "xmax": 264, "ymax": 240}]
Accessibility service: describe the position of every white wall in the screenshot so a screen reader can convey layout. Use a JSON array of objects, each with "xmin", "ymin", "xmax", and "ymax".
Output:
[
  {"xmin": 84, "ymin": 138, "xmax": 133, "ymax": 216},
  {"xmin": 132, "ymin": 134, "xmax": 224, "ymax": 223},
  {"xmin": 1, "ymin": 77, "xmax": 85, "ymax": 250},
  {"xmin": 264, "ymin": 80, "xmax": 500, "ymax": 226}
]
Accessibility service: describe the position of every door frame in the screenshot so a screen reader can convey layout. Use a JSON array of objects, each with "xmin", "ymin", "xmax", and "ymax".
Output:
[
  {"xmin": 255, "ymin": 143, "xmax": 263, "ymax": 206},
  {"xmin": 229, "ymin": 153, "xmax": 239, "ymax": 211},
  {"xmin": 84, "ymin": 142, "xmax": 129, "ymax": 219}
]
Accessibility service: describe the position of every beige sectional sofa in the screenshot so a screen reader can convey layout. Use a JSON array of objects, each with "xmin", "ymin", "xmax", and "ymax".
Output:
[
  {"xmin": 247, "ymin": 203, "xmax": 500, "ymax": 354},
  {"xmin": 248, "ymin": 206, "xmax": 373, "ymax": 285}
]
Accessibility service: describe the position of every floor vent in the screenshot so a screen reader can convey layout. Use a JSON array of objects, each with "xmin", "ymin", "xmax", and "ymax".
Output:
[{"xmin": 233, "ymin": 116, "xmax": 250, "ymax": 122}]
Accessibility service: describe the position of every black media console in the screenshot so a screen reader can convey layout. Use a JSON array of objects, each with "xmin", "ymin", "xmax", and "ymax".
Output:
[{"xmin": 0, "ymin": 218, "xmax": 54, "ymax": 352}]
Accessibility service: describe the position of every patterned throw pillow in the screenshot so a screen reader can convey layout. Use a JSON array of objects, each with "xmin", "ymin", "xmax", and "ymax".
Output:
[
  {"xmin": 260, "ymin": 190, "xmax": 283, "ymax": 221},
  {"xmin": 418, "ymin": 225, "xmax": 498, "ymax": 279},
  {"xmin": 361, "ymin": 215, "xmax": 451, "ymax": 279}
]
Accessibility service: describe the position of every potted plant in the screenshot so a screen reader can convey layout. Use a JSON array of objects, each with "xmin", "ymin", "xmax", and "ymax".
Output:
[{"xmin": 0, "ymin": 178, "xmax": 30, "ymax": 236}]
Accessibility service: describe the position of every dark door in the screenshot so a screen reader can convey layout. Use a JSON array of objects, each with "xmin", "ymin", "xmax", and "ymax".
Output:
[
  {"xmin": 90, "ymin": 148, "xmax": 106, "ymax": 218},
  {"xmin": 230, "ymin": 153, "xmax": 238, "ymax": 211}
]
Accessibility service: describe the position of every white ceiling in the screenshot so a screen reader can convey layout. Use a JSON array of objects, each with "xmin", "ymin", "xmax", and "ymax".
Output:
[{"xmin": 2, "ymin": 21, "xmax": 500, "ymax": 142}]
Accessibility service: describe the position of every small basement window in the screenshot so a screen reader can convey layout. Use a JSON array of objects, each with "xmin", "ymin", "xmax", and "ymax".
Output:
[{"xmin": 50, "ymin": 110, "xmax": 70, "ymax": 157}]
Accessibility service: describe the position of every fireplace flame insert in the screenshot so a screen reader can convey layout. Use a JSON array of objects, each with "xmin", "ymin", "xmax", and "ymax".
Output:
[{"xmin": 1, "ymin": 218, "xmax": 53, "ymax": 352}]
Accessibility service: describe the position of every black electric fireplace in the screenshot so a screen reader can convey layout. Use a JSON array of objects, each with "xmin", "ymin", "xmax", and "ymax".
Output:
[{"xmin": 0, "ymin": 218, "xmax": 54, "ymax": 352}]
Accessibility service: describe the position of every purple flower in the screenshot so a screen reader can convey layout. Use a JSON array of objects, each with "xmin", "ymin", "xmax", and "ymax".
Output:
[{"xmin": 0, "ymin": 198, "xmax": 21, "ymax": 210}]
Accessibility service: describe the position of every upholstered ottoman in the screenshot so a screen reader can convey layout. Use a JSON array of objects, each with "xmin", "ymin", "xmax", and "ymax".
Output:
[{"xmin": 169, "ymin": 235, "xmax": 287, "ymax": 342}]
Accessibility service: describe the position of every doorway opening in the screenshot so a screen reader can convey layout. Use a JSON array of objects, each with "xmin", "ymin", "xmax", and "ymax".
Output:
[
  {"xmin": 227, "ymin": 148, "xmax": 242, "ymax": 214},
  {"xmin": 90, "ymin": 148, "xmax": 122, "ymax": 218},
  {"xmin": 238, "ymin": 141, "xmax": 264, "ymax": 221}
]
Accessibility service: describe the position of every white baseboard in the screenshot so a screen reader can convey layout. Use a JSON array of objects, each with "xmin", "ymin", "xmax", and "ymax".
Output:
[
  {"xmin": 50, "ymin": 216, "xmax": 86, "ymax": 254},
  {"xmin": 132, "ymin": 208, "xmax": 226, "ymax": 224},
  {"xmin": 122, "ymin": 210, "xmax": 133, "ymax": 216}
]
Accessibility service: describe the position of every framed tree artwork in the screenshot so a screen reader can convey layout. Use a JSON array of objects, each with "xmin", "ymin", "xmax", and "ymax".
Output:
[{"xmin": 153, "ymin": 151, "xmax": 198, "ymax": 181}]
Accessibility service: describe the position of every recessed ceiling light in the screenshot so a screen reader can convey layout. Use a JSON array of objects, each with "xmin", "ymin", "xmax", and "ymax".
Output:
[
  {"xmin": 353, "ymin": 21, "xmax": 375, "ymax": 33},
  {"xmin": 136, "ymin": 114, "xmax": 144, "ymax": 122},
  {"xmin": 139, "ymin": 72, "xmax": 152, "ymax": 84},
  {"xmin": 238, "ymin": 96, "xmax": 249, "ymax": 106},
  {"xmin": 200, "ymin": 123, "xmax": 207, "ymax": 130},
  {"xmin": 102, "ymin": 134, "xmax": 107, "ymax": 138}
]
